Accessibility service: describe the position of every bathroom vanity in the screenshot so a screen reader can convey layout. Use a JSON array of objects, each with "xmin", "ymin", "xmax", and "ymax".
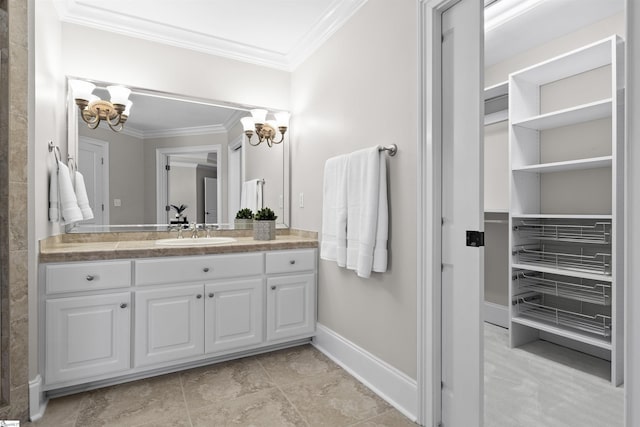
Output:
[{"xmin": 38, "ymin": 232, "xmax": 317, "ymax": 393}]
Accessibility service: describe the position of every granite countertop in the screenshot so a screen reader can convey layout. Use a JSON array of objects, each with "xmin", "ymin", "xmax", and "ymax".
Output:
[{"xmin": 40, "ymin": 230, "xmax": 318, "ymax": 263}]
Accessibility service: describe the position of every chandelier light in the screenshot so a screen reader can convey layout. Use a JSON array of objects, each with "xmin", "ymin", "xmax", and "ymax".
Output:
[
  {"xmin": 240, "ymin": 109, "xmax": 290, "ymax": 147},
  {"xmin": 69, "ymin": 79, "xmax": 133, "ymax": 132}
]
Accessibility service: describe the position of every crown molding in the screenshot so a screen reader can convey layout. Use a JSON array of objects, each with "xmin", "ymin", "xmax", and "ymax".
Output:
[
  {"xmin": 143, "ymin": 124, "xmax": 227, "ymax": 139},
  {"xmin": 53, "ymin": 0, "xmax": 369, "ymax": 71},
  {"xmin": 223, "ymin": 109, "xmax": 247, "ymax": 131}
]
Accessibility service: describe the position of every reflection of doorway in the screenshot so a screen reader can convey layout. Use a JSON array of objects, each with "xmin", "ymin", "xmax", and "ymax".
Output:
[
  {"xmin": 78, "ymin": 137, "xmax": 110, "ymax": 226},
  {"xmin": 156, "ymin": 145, "xmax": 221, "ymax": 224},
  {"xmin": 227, "ymin": 136, "xmax": 243, "ymax": 223},
  {"xmin": 204, "ymin": 177, "xmax": 217, "ymax": 223}
]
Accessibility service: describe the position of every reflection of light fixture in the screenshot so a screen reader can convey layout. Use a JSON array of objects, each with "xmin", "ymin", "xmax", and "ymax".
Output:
[
  {"xmin": 69, "ymin": 79, "xmax": 133, "ymax": 132},
  {"xmin": 240, "ymin": 109, "xmax": 290, "ymax": 147}
]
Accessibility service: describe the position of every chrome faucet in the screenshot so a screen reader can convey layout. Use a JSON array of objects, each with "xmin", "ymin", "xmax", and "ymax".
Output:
[
  {"xmin": 190, "ymin": 223, "xmax": 200, "ymax": 239},
  {"xmin": 169, "ymin": 224, "xmax": 185, "ymax": 239}
]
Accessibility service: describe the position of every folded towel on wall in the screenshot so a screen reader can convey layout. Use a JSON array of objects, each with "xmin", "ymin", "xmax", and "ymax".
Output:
[
  {"xmin": 75, "ymin": 171, "xmax": 94, "ymax": 221},
  {"xmin": 345, "ymin": 146, "xmax": 388, "ymax": 278},
  {"xmin": 240, "ymin": 179, "xmax": 263, "ymax": 212},
  {"xmin": 57, "ymin": 162, "xmax": 83, "ymax": 224},
  {"xmin": 320, "ymin": 154, "xmax": 349, "ymax": 265}
]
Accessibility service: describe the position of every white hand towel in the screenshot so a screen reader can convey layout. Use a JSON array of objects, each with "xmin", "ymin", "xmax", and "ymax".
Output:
[
  {"xmin": 240, "ymin": 179, "xmax": 263, "ymax": 212},
  {"xmin": 372, "ymin": 151, "xmax": 388, "ymax": 273},
  {"xmin": 75, "ymin": 171, "xmax": 94, "ymax": 221},
  {"xmin": 58, "ymin": 162, "xmax": 83, "ymax": 224},
  {"xmin": 49, "ymin": 167, "xmax": 59, "ymax": 222},
  {"xmin": 320, "ymin": 154, "xmax": 349, "ymax": 263},
  {"xmin": 346, "ymin": 146, "xmax": 388, "ymax": 278}
]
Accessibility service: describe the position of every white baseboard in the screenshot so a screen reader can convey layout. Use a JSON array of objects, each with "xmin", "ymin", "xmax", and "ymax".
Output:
[
  {"xmin": 29, "ymin": 375, "xmax": 47, "ymax": 421},
  {"xmin": 312, "ymin": 323, "xmax": 417, "ymax": 421},
  {"xmin": 484, "ymin": 301, "xmax": 509, "ymax": 328}
]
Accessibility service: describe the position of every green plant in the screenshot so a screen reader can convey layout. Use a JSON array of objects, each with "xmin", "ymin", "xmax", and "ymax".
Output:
[
  {"xmin": 235, "ymin": 208, "xmax": 254, "ymax": 220},
  {"xmin": 254, "ymin": 207, "xmax": 277, "ymax": 221}
]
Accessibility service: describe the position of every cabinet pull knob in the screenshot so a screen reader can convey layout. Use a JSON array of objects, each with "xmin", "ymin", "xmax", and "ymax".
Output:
[
  {"xmin": 86, "ymin": 275, "xmax": 95, "ymax": 281},
  {"xmin": 271, "ymin": 286, "xmax": 277, "ymax": 290},
  {"xmin": 196, "ymin": 294, "xmax": 202, "ymax": 299},
  {"xmin": 120, "ymin": 303, "xmax": 127, "ymax": 309},
  {"xmin": 289, "ymin": 260, "xmax": 296, "ymax": 265},
  {"xmin": 203, "ymin": 267, "xmax": 210, "ymax": 273},
  {"xmin": 208, "ymin": 292, "xmax": 214, "ymax": 298}
]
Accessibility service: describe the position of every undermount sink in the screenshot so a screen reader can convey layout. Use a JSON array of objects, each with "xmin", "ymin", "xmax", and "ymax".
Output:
[{"xmin": 155, "ymin": 237, "xmax": 237, "ymax": 246}]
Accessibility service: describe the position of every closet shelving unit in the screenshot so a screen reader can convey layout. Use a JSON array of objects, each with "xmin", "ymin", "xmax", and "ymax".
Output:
[{"xmin": 508, "ymin": 36, "xmax": 624, "ymax": 385}]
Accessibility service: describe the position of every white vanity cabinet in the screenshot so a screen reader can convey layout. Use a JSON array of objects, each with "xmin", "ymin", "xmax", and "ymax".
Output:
[
  {"xmin": 265, "ymin": 250, "xmax": 317, "ymax": 342},
  {"xmin": 41, "ymin": 247, "xmax": 317, "ymax": 391},
  {"xmin": 43, "ymin": 261, "xmax": 132, "ymax": 385}
]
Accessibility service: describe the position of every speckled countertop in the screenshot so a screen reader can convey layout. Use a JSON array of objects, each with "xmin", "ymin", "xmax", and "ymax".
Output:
[{"xmin": 40, "ymin": 229, "xmax": 318, "ymax": 263}]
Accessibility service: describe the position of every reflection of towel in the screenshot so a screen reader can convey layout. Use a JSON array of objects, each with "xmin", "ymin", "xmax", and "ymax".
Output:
[
  {"xmin": 240, "ymin": 179, "xmax": 263, "ymax": 212},
  {"xmin": 75, "ymin": 171, "xmax": 94, "ymax": 220},
  {"xmin": 320, "ymin": 154, "xmax": 348, "ymax": 265},
  {"xmin": 58, "ymin": 162, "xmax": 83, "ymax": 224},
  {"xmin": 49, "ymin": 165, "xmax": 59, "ymax": 222},
  {"xmin": 345, "ymin": 146, "xmax": 388, "ymax": 278}
]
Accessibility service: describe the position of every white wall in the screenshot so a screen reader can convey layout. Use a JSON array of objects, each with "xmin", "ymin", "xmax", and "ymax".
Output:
[{"xmin": 291, "ymin": 0, "xmax": 418, "ymax": 378}]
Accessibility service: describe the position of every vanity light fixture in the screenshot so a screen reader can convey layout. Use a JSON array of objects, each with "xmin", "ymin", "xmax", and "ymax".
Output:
[
  {"xmin": 69, "ymin": 79, "xmax": 133, "ymax": 132},
  {"xmin": 240, "ymin": 109, "xmax": 290, "ymax": 147}
]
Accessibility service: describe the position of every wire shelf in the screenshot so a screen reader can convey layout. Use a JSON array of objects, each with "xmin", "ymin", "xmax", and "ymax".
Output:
[
  {"xmin": 513, "ymin": 219, "xmax": 611, "ymax": 244},
  {"xmin": 514, "ymin": 296, "xmax": 611, "ymax": 338},
  {"xmin": 514, "ymin": 271, "xmax": 611, "ymax": 305},
  {"xmin": 514, "ymin": 245, "xmax": 611, "ymax": 275}
]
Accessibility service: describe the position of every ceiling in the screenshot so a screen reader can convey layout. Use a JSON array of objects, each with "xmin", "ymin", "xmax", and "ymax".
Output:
[{"xmin": 62, "ymin": 0, "xmax": 624, "ymax": 134}]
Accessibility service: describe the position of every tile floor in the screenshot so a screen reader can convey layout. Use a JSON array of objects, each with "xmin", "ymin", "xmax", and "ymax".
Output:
[
  {"xmin": 28, "ymin": 325, "xmax": 625, "ymax": 427},
  {"xmin": 28, "ymin": 345, "xmax": 417, "ymax": 427}
]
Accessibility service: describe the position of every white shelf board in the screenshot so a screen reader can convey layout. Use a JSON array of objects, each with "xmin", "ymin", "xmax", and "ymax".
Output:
[
  {"xmin": 512, "ymin": 263, "xmax": 613, "ymax": 283},
  {"xmin": 511, "ymin": 316, "xmax": 612, "ymax": 350},
  {"xmin": 485, "ymin": 209, "xmax": 509, "ymax": 214},
  {"xmin": 512, "ymin": 99, "xmax": 612, "ymax": 130},
  {"xmin": 512, "ymin": 156, "xmax": 612, "ymax": 173},
  {"xmin": 484, "ymin": 81, "xmax": 508, "ymax": 100},
  {"xmin": 511, "ymin": 36, "xmax": 615, "ymax": 86},
  {"xmin": 511, "ymin": 214, "xmax": 612, "ymax": 220}
]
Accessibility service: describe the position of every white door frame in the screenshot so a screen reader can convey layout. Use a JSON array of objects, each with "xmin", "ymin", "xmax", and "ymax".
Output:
[{"xmin": 156, "ymin": 145, "xmax": 222, "ymax": 224}]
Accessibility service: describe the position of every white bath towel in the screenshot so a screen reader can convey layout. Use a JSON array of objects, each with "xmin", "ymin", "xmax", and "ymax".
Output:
[
  {"xmin": 240, "ymin": 179, "xmax": 263, "ymax": 213},
  {"xmin": 345, "ymin": 146, "xmax": 388, "ymax": 278},
  {"xmin": 320, "ymin": 154, "xmax": 349, "ymax": 265},
  {"xmin": 49, "ymin": 166, "xmax": 59, "ymax": 222},
  {"xmin": 75, "ymin": 171, "xmax": 94, "ymax": 221},
  {"xmin": 57, "ymin": 162, "xmax": 83, "ymax": 224}
]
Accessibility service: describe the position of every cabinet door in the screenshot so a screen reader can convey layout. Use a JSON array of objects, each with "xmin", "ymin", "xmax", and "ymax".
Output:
[
  {"xmin": 135, "ymin": 284, "xmax": 204, "ymax": 367},
  {"xmin": 205, "ymin": 279, "xmax": 264, "ymax": 354},
  {"xmin": 46, "ymin": 292, "xmax": 131, "ymax": 385},
  {"xmin": 266, "ymin": 273, "xmax": 316, "ymax": 342}
]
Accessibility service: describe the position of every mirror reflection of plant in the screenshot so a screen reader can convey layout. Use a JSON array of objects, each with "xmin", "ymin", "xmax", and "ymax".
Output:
[
  {"xmin": 171, "ymin": 204, "xmax": 188, "ymax": 216},
  {"xmin": 235, "ymin": 208, "xmax": 254, "ymax": 220},
  {"xmin": 255, "ymin": 207, "xmax": 277, "ymax": 221}
]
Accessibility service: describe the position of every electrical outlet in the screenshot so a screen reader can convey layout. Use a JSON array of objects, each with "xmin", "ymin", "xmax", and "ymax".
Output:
[
  {"xmin": 299, "ymin": 192, "xmax": 304, "ymax": 208},
  {"xmin": 113, "ymin": 199, "xmax": 121, "ymax": 207}
]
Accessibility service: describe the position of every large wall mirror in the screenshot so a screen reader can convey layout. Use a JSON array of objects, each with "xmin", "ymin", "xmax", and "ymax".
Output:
[{"xmin": 66, "ymin": 78, "xmax": 290, "ymax": 232}]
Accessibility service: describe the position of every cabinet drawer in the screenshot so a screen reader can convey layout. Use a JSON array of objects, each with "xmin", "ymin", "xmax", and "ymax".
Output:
[
  {"xmin": 135, "ymin": 253, "xmax": 264, "ymax": 286},
  {"xmin": 45, "ymin": 261, "xmax": 132, "ymax": 294},
  {"xmin": 266, "ymin": 250, "xmax": 316, "ymax": 274}
]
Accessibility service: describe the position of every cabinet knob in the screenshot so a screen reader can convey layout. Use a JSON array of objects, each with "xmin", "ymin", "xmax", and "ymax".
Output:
[
  {"xmin": 196, "ymin": 294, "xmax": 202, "ymax": 299},
  {"xmin": 289, "ymin": 260, "xmax": 296, "ymax": 265},
  {"xmin": 86, "ymin": 275, "xmax": 95, "ymax": 282},
  {"xmin": 271, "ymin": 285, "xmax": 277, "ymax": 290},
  {"xmin": 203, "ymin": 267, "xmax": 210, "ymax": 273},
  {"xmin": 120, "ymin": 303, "xmax": 128, "ymax": 309},
  {"xmin": 208, "ymin": 292, "xmax": 214, "ymax": 298}
]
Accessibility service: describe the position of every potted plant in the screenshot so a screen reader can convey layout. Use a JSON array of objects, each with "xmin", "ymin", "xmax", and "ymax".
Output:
[
  {"xmin": 170, "ymin": 204, "xmax": 188, "ymax": 223},
  {"xmin": 253, "ymin": 207, "xmax": 277, "ymax": 240},
  {"xmin": 234, "ymin": 208, "xmax": 254, "ymax": 230}
]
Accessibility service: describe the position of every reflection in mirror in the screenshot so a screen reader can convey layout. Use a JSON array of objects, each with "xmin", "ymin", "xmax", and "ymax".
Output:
[{"xmin": 67, "ymin": 78, "xmax": 289, "ymax": 232}]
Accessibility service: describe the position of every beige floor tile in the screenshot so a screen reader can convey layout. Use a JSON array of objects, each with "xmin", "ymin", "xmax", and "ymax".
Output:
[
  {"xmin": 181, "ymin": 357, "xmax": 275, "ymax": 411},
  {"xmin": 353, "ymin": 409, "xmax": 418, "ymax": 426},
  {"xmin": 282, "ymin": 370, "xmax": 390, "ymax": 427},
  {"xmin": 256, "ymin": 344, "xmax": 340, "ymax": 386},
  {"xmin": 132, "ymin": 414, "xmax": 192, "ymax": 427},
  {"xmin": 188, "ymin": 388, "xmax": 306, "ymax": 427},
  {"xmin": 74, "ymin": 373, "xmax": 189, "ymax": 427},
  {"xmin": 30, "ymin": 394, "xmax": 85, "ymax": 427}
]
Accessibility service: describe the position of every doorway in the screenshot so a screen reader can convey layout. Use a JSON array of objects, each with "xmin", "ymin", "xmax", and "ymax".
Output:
[{"xmin": 78, "ymin": 137, "xmax": 109, "ymax": 226}]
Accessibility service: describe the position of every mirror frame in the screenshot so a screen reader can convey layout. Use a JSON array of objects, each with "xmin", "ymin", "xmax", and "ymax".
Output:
[{"xmin": 65, "ymin": 76, "xmax": 290, "ymax": 232}]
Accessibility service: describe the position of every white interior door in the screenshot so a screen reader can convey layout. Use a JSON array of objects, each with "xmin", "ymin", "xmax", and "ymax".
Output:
[
  {"xmin": 440, "ymin": 0, "xmax": 484, "ymax": 425},
  {"xmin": 78, "ymin": 137, "xmax": 109, "ymax": 226},
  {"xmin": 204, "ymin": 177, "xmax": 218, "ymax": 224},
  {"xmin": 227, "ymin": 142, "xmax": 242, "ymax": 222}
]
